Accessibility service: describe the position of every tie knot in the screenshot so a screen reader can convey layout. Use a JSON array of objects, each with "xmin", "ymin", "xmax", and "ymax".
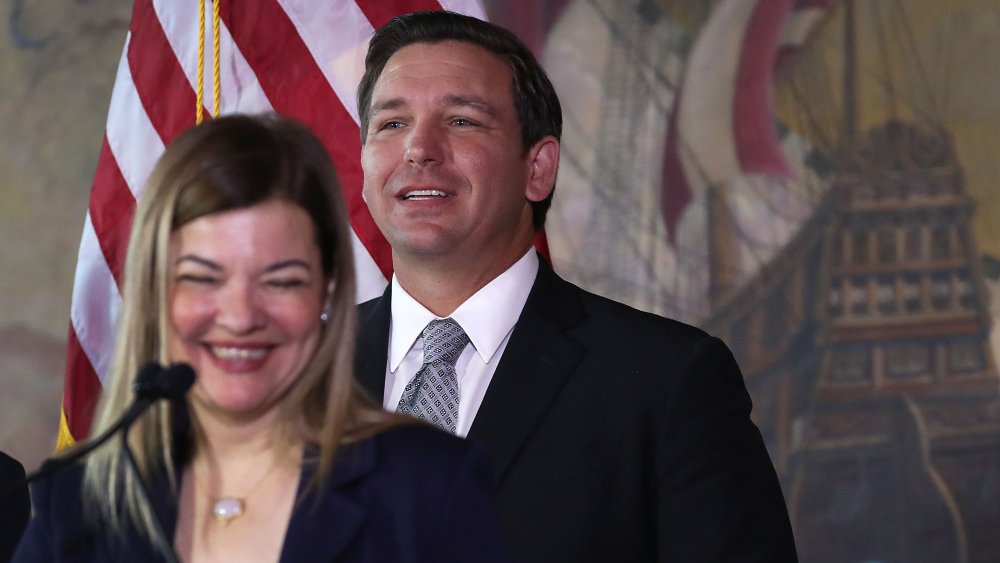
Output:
[{"xmin": 421, "ymin": 318, "xmax": 469, "ymax": 367}]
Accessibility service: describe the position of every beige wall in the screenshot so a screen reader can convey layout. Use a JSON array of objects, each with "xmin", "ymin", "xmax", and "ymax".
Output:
[{"xmin": 0, "ymin": 0, "xmax": 130, "ymax": 470}]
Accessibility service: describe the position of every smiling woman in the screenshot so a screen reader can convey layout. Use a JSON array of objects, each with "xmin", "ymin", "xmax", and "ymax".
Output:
[
  {"xmin": 12, "ymin": 114, "xmax": 511, "ymax": 563},
  {"xmin": 167, "ymin": 200, "xmax": 327, "ymax": 422}
]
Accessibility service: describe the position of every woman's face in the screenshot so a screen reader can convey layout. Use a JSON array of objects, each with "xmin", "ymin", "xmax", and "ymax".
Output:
[{"xmin": 166, "ymin": 199, "xmax": 328, "ymax": 422}]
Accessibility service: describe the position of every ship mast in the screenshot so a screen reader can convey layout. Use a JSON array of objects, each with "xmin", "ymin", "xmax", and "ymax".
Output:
[
  {"xmin": 707, "ymin": 184, "xmax": 739, "ymax": 310},
  {"xmin": 842, "ymin": 0, "xmax": 857, "ymax": 141}
]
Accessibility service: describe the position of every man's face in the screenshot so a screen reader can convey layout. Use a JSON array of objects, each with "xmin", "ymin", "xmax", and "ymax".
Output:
[{"xmin": 361, "ymin": 41, "xmax": 553, "ymax": 270}]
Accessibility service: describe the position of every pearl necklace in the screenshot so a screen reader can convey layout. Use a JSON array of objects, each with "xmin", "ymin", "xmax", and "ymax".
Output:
[
  {"xmin": 211, "ymin": 497, "xmax": 246, "ymax": 525},
  {"xmin": 196, "ymin": 460, "xmax": 279, "ymax": 526}
]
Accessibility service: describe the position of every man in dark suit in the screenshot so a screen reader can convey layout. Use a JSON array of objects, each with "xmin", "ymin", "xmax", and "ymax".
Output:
[
  {"xmin": 1, "ymin": 451, "xmax": 30, "ymax": 562},
  {"xmin": 355, "ymin": 10, "xmax": 797, "ymax": 563}
]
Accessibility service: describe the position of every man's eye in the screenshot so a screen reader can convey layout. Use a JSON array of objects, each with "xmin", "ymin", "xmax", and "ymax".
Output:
[
  {"xmin": 451, "ymin": 117, "xmax": 477, "ymax": 127},
  {"xmin": 378, "ymin": 120, "xmax": 404, "ymax": 131}
]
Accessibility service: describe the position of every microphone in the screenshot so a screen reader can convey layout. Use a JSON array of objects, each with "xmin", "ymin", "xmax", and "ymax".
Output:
[
  {"xmin": 120, "ymin": 363, "xmax": 194, "ymax": 563},
  {"xmin": 2, "ymin": 362, "xmax": 195, "ymax": 562},
  {"xmin": 134, "ymin": 361, "xmax": 196, "ymax": 402}
]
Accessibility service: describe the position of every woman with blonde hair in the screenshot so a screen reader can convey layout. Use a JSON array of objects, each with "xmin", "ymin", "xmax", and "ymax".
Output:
[{"xmin": 14, "ymin": 114, "xmax": 510, "ymax": 562}]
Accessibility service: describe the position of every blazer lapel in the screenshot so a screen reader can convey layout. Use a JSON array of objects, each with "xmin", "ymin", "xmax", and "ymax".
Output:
[
  {"xmin": 279, "ymin": 443, "xmax": 377, "ymax": 563},
  {"xmin": 356, "ymin": 286, "xmax": 392, "ymax": 402},
  {"xmin": 467, "ymin": 263, "xmax": 586, "ymax": 484}
]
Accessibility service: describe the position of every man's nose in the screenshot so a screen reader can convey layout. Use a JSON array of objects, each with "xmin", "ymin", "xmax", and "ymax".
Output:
[{"xmin": 404, "ymin": 123, "xmax": 444, "ymax": 166}]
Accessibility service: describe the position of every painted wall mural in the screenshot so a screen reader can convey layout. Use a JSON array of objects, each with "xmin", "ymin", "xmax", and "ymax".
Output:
[
  {"xmin": 2, "ymin": 1, "xmax": 998, "ymax": 560},
  {"xmin": 526, "ymin": 1, "xmax": 1000, "ymax": 561}
]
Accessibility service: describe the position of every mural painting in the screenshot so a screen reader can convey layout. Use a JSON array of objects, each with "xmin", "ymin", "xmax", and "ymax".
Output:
[{"xmin": 2, "ymin": 1, "xmax": 998, "ymax": 560}]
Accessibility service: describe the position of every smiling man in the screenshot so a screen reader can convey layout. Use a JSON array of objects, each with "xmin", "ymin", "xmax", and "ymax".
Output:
[
  {"xmin": 359, "ymin": 38, "xmax": 556, "ymax": 312},
  {"xmin": 355, "ymin": 10, "xmax": 797, "ymax": 563}
]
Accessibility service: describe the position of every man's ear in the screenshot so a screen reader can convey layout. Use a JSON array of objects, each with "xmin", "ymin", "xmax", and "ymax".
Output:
[{"xmin": 525, "ymin": 136, "xmax": 560, "ymax": 203}]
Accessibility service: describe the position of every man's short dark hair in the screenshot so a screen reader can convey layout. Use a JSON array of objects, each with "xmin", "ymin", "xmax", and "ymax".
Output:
[{"xmin": 357, "ymin": 10, "xmax": 563, "ymax": 231}]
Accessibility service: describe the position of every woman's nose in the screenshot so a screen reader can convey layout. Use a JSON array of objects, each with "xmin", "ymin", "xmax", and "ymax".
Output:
[{"xmin": 216, "ymin": 281, "xmax": 264, "ymax": 334}]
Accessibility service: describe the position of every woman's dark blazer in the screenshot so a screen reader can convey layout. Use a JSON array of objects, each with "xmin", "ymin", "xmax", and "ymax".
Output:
[{"xmin": 13, "ymin": 424, "xmax": 511, "ymax": 563}]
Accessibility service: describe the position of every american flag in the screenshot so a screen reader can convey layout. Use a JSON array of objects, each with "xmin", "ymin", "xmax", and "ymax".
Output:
[{"xmin": 58, "ymin": 0, "xmax": 487, "ymax": 448}]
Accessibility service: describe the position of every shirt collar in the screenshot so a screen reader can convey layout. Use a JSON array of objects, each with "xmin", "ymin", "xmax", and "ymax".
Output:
[{"xmin": 388, "ymin": 250, "xmax": 539, "ymax": 371}]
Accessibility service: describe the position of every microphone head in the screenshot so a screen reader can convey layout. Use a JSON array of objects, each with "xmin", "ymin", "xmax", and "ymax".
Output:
[{"xmin": 133, "ymin": 362, "xmax": 196, "ymax": 401}]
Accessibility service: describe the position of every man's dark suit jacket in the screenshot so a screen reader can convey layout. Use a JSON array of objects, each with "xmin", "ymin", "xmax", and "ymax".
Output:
[
  {"xmin": 13, "ymin": 425, "xmax": 511, "ymax": 563},
  {"xmin": 357, "ymin": 262, "xmax": 798, "ymax": 563},
  {"xmin": 1, "ymin": 451, "xmax": 30, "ymax": 563}
]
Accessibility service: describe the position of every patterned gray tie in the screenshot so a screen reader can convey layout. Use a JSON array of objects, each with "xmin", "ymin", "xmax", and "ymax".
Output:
[{"xmin": 396, "ymin": 318, "xmax": 469, "ymax": 433}]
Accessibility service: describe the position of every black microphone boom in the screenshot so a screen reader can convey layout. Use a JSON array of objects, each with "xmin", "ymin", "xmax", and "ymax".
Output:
[
  {"xmin": 10, "ymin": 362, "xmax": 195, "ymax": 488},
  {"xmin": 2, "ymin": 362, "xmax": 195, "ymax": 563}
]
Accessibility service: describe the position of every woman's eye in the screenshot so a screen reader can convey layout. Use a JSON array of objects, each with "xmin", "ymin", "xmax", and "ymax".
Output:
[
  {"xmin": 176, "ymin": 274, "xmax": 218, "ymax": 285},
  {"xmin": 265, "ymin": 279, "xmax": 307, "ymax": 289}
]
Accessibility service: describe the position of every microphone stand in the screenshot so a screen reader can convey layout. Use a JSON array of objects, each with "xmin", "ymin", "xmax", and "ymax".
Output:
[
  {"xmin": 2, "ymin": 362, "xmax": 194, "ymax": 563},
  {"xmin": 121, "ymin": 422, "xmax": 180, "ymax": 563},
  {"xmin": 116, "ymin": 361, "xmax": 194, "ymax": 563},
  {"xmin": 1, "ymin": 363, "xmax": 164, "ymax": 494}
]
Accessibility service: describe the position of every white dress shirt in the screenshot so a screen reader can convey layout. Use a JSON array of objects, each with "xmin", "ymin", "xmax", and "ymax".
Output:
[{"xmin": 383, "ymin": 250, "xmax": 539, "ymax": 436}]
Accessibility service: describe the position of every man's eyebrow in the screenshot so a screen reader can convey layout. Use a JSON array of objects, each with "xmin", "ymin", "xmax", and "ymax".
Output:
[
  {"xmin": 369, "ymin": 98, "xmax": 406, "ymax": 114},
  {"xmin": 369, "ymin": 95, "xmax": 500, "ymax": 117},
  {"xmin": 440, "ymin": 95, "xmax": 500, "ymax": 117}
]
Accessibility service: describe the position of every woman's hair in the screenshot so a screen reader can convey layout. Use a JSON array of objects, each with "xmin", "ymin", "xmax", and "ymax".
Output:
[{"xmin": 81, "ymin": 113, "xmax": 406, "ymax": 542}]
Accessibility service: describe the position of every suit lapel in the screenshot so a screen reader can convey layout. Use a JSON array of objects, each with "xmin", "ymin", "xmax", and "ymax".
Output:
[
  {"xmin": 356, "ymin": 265, "xmax": 588, "ymax": 485},
  {"xmin": 356, "ymin": 286, "xmax": 392, "ymax": 402},
  {"xmin": 467, "ymin": 263, "xmax": 586, "ymax": 484}
]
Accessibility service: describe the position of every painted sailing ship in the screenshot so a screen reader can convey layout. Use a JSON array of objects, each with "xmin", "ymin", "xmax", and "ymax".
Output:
[
  {"xmin": 696, "ymin": 3, "xmax": 1000, "ymax": 561},
  {"xmin": 537, "ymin": 1, "xmax": 1000, "ymax": 560}
]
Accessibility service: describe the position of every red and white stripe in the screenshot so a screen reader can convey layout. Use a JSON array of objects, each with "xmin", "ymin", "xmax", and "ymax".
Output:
[
  {"xmin": 660, "ymin": 0, "xmax": 835, "ymax": 244},
  {"xmin": 61, "ymin": 0, "xmax": 485, "ymax": 446}
]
